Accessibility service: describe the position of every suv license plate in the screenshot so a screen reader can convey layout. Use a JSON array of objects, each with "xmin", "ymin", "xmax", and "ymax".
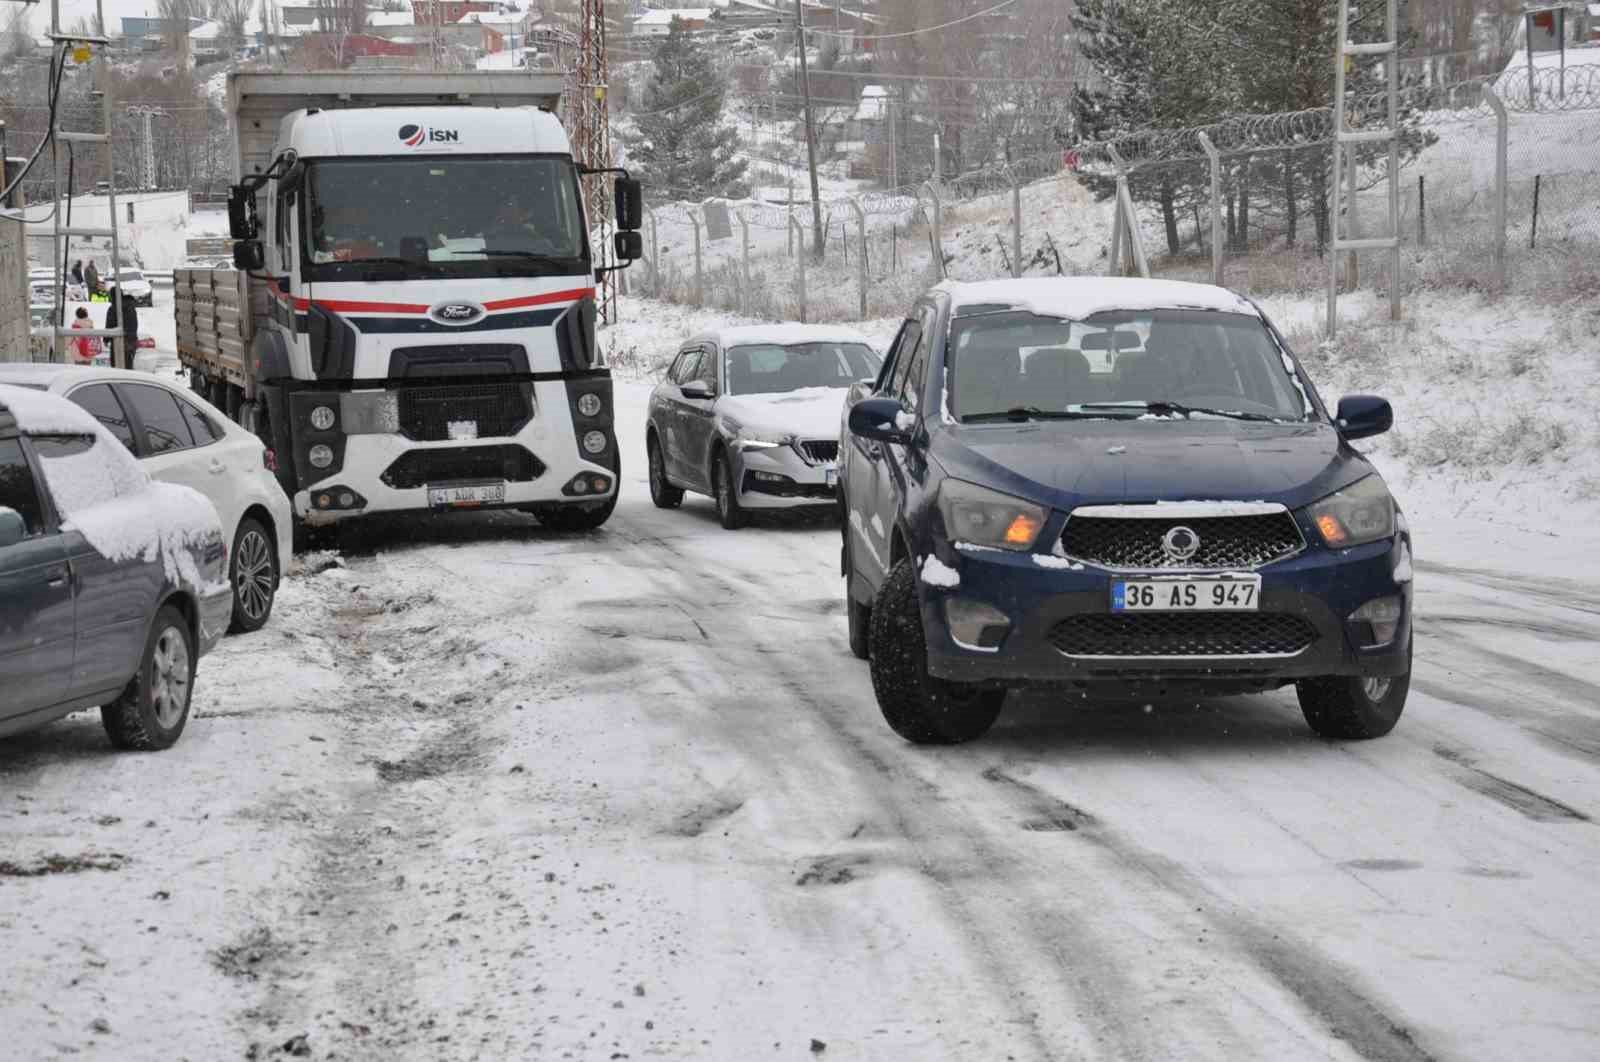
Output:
[
  {"xmin": 427, "ymin": 482, "xmax": 506, "ymax": 509},
  {"xmin": 1112, "ymin": 575, "xmax": 1261, "ymax": 612}
]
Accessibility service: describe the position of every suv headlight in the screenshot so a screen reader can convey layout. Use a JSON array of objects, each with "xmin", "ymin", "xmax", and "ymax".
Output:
[
  {"xmin": 938, "ymin": 480, "xmax": 1047, "ymax": 551},
  {"xmin": 723, "ymin": 418, "xmax": 794, "ymax": 452},
  {"xmin": 1305, "ymin": 475, "xmax": 1395, "ymax": 548}
]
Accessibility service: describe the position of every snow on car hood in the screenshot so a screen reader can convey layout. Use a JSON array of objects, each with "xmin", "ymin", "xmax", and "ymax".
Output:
[{"xmin": 718, "ymin": 387, "xmax": 848, "ymax": 441}]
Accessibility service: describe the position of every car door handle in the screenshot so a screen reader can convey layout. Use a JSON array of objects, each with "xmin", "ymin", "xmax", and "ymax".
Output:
[{"xmin": 45, "ymin": 565, "xmax": 69, "ymax": 589}]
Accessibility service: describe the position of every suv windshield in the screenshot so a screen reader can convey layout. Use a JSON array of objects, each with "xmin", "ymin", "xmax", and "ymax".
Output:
[
  {"xmin": 725, "ymin": 342, "xmax": 880, "ymax": 396},
  {"xmin": 948, "ymin": 308, "xmax": 1311, "ymax": 422},
  {"xmin": 304, "ymin": 156, "xmax": 588, "ymax": 279}
]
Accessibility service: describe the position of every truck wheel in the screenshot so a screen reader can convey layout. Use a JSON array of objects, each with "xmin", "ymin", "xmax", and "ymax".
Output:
[
  {"xmin": 228, "ymin": 517, "xmax": 277, "ymax": 634},
  {"xmin": 190, "ymin": 369, "xmax": 205, "ymax": 394},
  {"xmin": 868, "ymin": 559, "xmax": 1004, "ymax": 744},
  {"xmin": 648, "ymin": 434, "xmax": 684, "ymax": 509},
  {"xmin": 1296, "ymin": 643, "xmax": 1411, "ymax": 740},
  {"xmin": 712, "ymin": 450, "xmax": 745, "ymax": 530},
  {"xmin": 224, "ymin": 384, "xmax": 243, "ymax": 423},
  {"xmin": 843, "ymin": 533, "xmax": 870, "ymax": 660},
  {"xmin": 101, "ymin": 605, "xmax": 195, "ymax": 751}
]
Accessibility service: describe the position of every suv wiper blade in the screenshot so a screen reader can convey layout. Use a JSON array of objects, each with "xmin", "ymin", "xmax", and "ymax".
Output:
[
  {"xmin": 1079, "ymin": 400, "xmax": 1284, "ymax": 423},
  {"xmin": 964, "ymin": 406, "xmax": 1126, "ymax": 423}
]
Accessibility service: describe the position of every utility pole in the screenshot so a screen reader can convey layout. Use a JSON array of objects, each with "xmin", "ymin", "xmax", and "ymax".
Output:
[{"xmin": 794, "ymin": 0, "xmax": 824, "ymax": 260}]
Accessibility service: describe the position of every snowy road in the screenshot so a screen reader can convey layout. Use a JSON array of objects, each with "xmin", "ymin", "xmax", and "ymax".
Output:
[{"xmin": 3, "ymin": 383, "xmax": 1599, "ymax": 1061}]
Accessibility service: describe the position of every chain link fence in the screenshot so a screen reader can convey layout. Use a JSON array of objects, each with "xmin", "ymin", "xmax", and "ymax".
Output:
[{"xmin": 633, "ymin": 59, "xmax": 1600, "ymax": 325}]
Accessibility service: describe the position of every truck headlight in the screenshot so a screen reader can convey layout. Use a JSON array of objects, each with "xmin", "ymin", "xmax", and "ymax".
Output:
[
  {"xmin": 309, "ymin": 404, "xmax": 336, "ymax": 431},
  {"xmin": 577, "ymin": 393, "xmax": 603, "ymax": 417},
  {"xmin": 582, "ymin": 430, "xmax": 608, "ymax": 455},
  {"xmin": 308, "ymin": 444, "xmax": 334, "ymax": 469},
  {"xmin": 938, "ymin": 479, "xmax": 1046, "ymax": 551},
  {"xmin": 1305, "ymin": 475, "xmax": 1395, "ymax": 548}
]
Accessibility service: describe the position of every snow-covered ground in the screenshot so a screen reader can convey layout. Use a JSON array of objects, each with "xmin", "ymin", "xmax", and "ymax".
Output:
[{"xmin": 5, "ymin": 307, "xmax": 1600, "ymax": 1057}]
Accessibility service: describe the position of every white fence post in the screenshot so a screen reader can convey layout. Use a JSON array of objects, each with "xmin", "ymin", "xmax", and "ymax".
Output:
[
  {"xmin": 848, "ymin": 197, "xmax": 867, "ymax": 318},
  {"xmin": 1198, "ymin": 132, "xmax": 1224, "ymax": 286},
  {"xmin": 690, "ymin": 209, "xmax": 703, "ymax": 307},
  {"xmin": 789, "ymin": 214, "xmax": 808, "ymax": 323},
  {"xmin": 736, "ymin": 206, "xmax": 751, "ymax": 315},
  {"xmin": 646, "ymin": 207, "xmax": 660, "ymax": 296},
  {"xmin": 1481, "ymin": 83, "xmax": 1509, "ymax": 294},
  {"xmin": 1006, "ymin": 163, "xmax": 1022, "ymax": 278},
  {"xmin": 1106, "ymin": 145, "xmax": 1150, "ymax": 279},
  {"xmin": 920, "ymin": 181, "xmax": 944, "ymax": 279}
]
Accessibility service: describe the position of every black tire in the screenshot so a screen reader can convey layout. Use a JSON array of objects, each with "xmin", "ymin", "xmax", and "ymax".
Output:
[
  {"xmin": 101, "ymin": 604, "xmax": 195, "ymax": 751},
  {"xmin": 843, "ymin": 531, "xmax": 871, "ymax": 661},
  {"xmin": 228, "ymin": 517, "xmax": 277, "ymax": 633},
  {"xmin": 868, "ymin": 558, "xmax": 1005, "ymax": 744},
  {"xmin": 190, "ymin": 369, "xmax": 205, "ymax": 395},
  {"xmin": 648, "ymin": 433, "xmax": 684, "ymax": 509},
  {"xmin": 208, "ymin": 378, "xmax": 228, "ymax": 413},
  {"xmin": 1296, "ymin": 642, "xmax": 1411, "ymax": 740},
  {"xmin": 712, "ymin": 449, "xmax": 745, "ymax": 530}
]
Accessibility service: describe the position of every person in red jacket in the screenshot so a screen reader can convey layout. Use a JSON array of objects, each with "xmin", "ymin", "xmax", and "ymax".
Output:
[{"xmin": 69, "ymin": 307, "xmax": 102, "ymax": 365}]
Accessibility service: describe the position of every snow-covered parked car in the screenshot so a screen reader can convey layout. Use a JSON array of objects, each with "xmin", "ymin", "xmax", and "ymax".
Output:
[
  {"xmin": 28, "ymin": 268, "xmax": 88, "ymax": 303},
  {"xmin": 646, "ymin": 325, "xmax": 881, "ymax": 529},
  {"xmin": 0, "ymin": 384, "xmax": 232, "ymax": 749},
  {"xmin": 0, "ymin": 365, "xmax": 292, "ymax": 633}
]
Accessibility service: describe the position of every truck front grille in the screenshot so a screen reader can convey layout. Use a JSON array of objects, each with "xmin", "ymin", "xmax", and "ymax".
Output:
[
  {"xmin": 1048, "ymin": 613, "xmax": 1317, "ymax": 658},
  {"xmin": 380, "ymin": 445, "xmax": 544, "ymax": 490},
  {"xmin": 397, "ymin": 383, "xmax": 532, "ymax": 442}
]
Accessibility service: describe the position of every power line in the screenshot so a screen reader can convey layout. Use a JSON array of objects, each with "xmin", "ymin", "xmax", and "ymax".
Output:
[{"xmin": 806, "ymin": 0, "xmax": 1018, "ymax": 41}]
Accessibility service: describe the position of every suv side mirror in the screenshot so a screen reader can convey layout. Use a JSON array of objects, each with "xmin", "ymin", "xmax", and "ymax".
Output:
[
  {"xmin": 0, "ymin": 505, "xmax": 26, "ymax": 548},
  {"xmin": 849, "ymin": 396, "xmax": 912, "ymax": 444},
  {"xmin": 679, "ymin": 382, "xmax": 716, "ymax": 401},
  {"xmin": 614, "ymin": 176, "xmax": 643, "ymax": 231},
  {"xmin": 1335, "ymin": 394, "xmax": 1393, "ymax": 440},
  {"xmin": 232, "ymin": 239, "xmax": 265, "ymax": 272},
  {"xmin": 227, "ymin": 185, "xmax": 258, "ymax": 239}
]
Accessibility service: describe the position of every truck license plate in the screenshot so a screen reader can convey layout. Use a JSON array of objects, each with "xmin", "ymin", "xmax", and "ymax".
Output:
[
  {"xmin": 427, "ymin": 482, "xmax": 506, "ymax": 508},
  {"xmin": 1112, "ymin": 575, "xmax": 1261, "ymax": 612}
]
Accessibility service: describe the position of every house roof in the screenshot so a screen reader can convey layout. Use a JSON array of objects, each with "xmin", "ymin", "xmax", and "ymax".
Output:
[{"xmin": 636, "ymin": 8, "xmax": 714, "ymax": 27}]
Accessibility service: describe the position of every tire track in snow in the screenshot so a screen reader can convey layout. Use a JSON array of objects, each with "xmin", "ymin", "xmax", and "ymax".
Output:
[
  {"xmin": 1432, "ymin": 745, "xmax": 1592, "ymax": 824},
  {"xmin": 978, "ymin": 765, "xmax": 1443, "ymax": 1062}
]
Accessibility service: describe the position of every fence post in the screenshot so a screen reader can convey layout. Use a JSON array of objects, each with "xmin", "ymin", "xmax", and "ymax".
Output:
[
  {"xmin": 1417, "ymin": 174, "xmax": 1426, "ymax": 247},
  {"xmin": 1481, "ymin": 83, "xmax": 1508, "ymax": 292},
  {"xmin": 920, "ymin": 181, "xmax": 944, "ymax": 278},
  {"xmin": 789, "ymin": 213, "xmax": 808, "ymax": 323},
  {"xmin": 737, "ymin": 207, "xmax": 751, "ymax": 314},
  {"xmin": 1198, "ymin": 132, "xmax": 1223, "ymax": 285},
  {"xmin": 848, "ymin": 197, "xmax": 867, "ymax": 318},
  {"xmin": 788, "ymin": 178, "xmax": 796, "ymax": 256},
  {"xmin": 1344, "ymin": 147, "xmax": 1359, "ymax": 291},
  {"xmin": 1530, "ymin": 175, "xmax": 1542, "ymax": 249},
  {"xmin": 690, "ymin": 209, "xmax": 703, "ymax": 307},
  {"xmin": 1005, "ymin": 163, "xmax": 1021, "ymax": 278},
  {"xmin": 1106, "ymin": 145, "xmax": 1150, "ymax": 279},
  {"xmin": 645, "ymin": 207, "xmax": 660, "ymax": 297}
]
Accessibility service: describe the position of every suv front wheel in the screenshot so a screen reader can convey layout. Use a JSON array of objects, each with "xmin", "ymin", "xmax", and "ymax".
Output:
[
  {"xmin": 1296, "ymin": 642, "xmax": 1411, "ymax": 739},
  {"xmin": 868, "ymin": 558, "xmax": 1005, "ymax": 744}
]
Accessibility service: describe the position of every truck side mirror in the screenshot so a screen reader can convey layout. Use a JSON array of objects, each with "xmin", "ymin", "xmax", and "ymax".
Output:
[
  {"xmin": 614, "ymin": 177, "xmax": 642, "ymax": 231},
  {"xmin": 613, "ymin": 231, "xmax": 643, "ymax": 262},
  {"xmin": 232, "ymin": 239, "xmax": 265, "ymax": 272},
  {"xmin": 227, "ymin": 185, "xmax": 258, "ymax": 240}
]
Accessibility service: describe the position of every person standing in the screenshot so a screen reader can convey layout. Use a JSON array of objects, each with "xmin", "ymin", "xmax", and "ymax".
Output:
[
  {"xmin": 70, "ymin": 260, "xmax": 84, "ymax": 286},
  {"xmin": 69, "ymin": 306, "xmax": 102, "ymax": 365},
  {"xmin": 104, "ymin": 287, "xmax": 137, "ymax": 368},
  {"xmin": 83, "ymin": 259, "xmax": 100, "ymax": 299}
]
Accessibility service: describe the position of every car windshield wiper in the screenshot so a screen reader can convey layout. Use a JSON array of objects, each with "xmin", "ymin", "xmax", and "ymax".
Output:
[
  {"xmin": 963, "ymin": 406, "xmax": 1129, "ymax": 423},
  {"xmin": 1078, "ymin": 400, "xmax": 1287, "ymax": 423}
]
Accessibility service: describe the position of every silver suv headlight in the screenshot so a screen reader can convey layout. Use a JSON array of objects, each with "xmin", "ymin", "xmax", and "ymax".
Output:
[
  {"xmin": 722, "ymin": 418, "xmax": 794, "ymax": 452},
  {"xmin": 1304, "ymin": 474, "xmax": 1395, "ymax": 548},
  {"xmin": 938, "ymin": 480, "xmax": 1047, "ymax": 551}
]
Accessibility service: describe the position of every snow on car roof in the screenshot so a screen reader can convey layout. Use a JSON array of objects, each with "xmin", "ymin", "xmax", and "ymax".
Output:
[
  {"xmin": 0, "ymin": 382, "xmax": 105, "ymax": 436},
  {"xmin": 935, "ymin": 277, "xmax": 1260, "ymax": 320},
  {"xmin": 693, "ymin": 323, "xmax": 876, "ymax": 350}
]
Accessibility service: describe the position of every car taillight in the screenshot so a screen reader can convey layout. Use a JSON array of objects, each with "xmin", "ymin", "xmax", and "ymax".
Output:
[{"xmin": 263, "ymin": 448, "xmax": 279, "ymax": 472}]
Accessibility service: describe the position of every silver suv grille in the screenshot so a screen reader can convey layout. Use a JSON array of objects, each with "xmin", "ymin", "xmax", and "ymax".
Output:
[
  {"xmin": 1060, "ymin": 507, "xmax": 1304, "ymax": 571},
  {"xmin": 798, "ymin": 440, "xmax": 839, "ymax": 465}
]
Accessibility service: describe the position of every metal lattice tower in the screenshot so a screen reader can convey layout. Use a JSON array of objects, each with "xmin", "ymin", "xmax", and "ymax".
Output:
[{"xmin": 572, "ymin": 0, "xmax": 616, "ymax": 319}]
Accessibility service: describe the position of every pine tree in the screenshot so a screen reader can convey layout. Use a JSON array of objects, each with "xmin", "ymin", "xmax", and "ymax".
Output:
[{"xmin": 623, "ymin": 19, "xmax": 748, "ymax": 201}]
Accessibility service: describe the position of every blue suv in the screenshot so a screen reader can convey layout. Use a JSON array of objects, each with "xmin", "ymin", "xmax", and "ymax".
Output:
[{"xmin": 840, "ymin": 278, "xmax": 1412, "ymax": 745}]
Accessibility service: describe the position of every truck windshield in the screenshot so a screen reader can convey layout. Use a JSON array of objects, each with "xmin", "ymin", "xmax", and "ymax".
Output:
[{"xmin": 303, "ymin": 156, "xmax": 587, "ymax": 278}]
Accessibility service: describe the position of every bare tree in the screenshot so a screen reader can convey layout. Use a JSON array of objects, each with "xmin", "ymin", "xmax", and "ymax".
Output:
[
  {"xmin": 214, "ymin": 0, "xmax": 255, "ymax": 51},
  {"xmin": 158, "ymin": 0, "xmax": 205, "ymax": 68},
  {"xmin": 3, "ymin": 6, "xmax": 35, "ymax": 61}
]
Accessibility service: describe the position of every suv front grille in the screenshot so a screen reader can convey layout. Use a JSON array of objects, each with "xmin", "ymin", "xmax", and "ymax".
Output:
[
  {"xmin": 1049, "ymin": 613, "xmax": 1317, "ymax": 658},
  {"xmin": 397, "ymin": 383, "xmax": 532, "ymax": 442},
  {"xmin": 799, "ymin": 439, "xmax": 839, "ymax": 465},
  {"xmin": 1061, "ymin": 511, "xmax": 1303, "ymax": 570},
  {"xmin": 380, "ymin": 445, "xmax": 544, "ymax": 490}
]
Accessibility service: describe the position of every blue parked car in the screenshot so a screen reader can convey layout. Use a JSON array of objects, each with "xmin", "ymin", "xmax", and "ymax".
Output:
[{"xmin": 840, "ymin": 278, "xmax": 1412, "ymax": 745}]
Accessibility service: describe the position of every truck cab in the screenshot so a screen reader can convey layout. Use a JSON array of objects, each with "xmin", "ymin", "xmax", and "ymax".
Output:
[{"xmin": 185, "ymin": 73, "xmax": 641, "ymax": 537}]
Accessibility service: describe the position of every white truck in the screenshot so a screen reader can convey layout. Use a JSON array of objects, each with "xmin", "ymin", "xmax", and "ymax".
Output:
[{"xmin": 177, "ymin": 72, "xmax": 641, "ymax": 539}]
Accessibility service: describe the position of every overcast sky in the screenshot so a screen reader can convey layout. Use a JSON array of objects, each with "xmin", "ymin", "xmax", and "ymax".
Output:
[{"xmin": 19, "ymin": 0, "xmax": 196, "ymax": 38}]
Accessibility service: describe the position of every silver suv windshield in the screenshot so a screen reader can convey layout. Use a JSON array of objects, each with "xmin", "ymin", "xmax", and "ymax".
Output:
[
  {"xmin": 948, "ymin": 309, "xmax": 1311, "ymax": 423},
  {"xmin": 724, "ymin": 342, "xmax": 881, "ymax": 396},
  {"xmin": 304, "ymin": 156, "xmax": 587, "ymax": 278}
]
